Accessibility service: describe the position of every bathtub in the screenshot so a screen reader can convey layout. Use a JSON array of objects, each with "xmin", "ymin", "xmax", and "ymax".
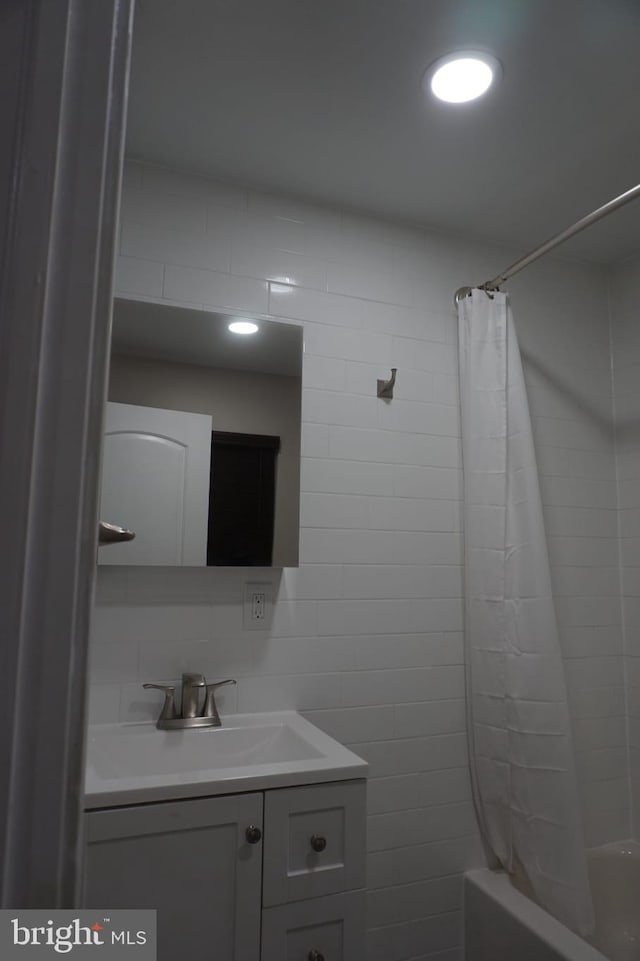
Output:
[{"xmin": 465, "ymin": 842, "xmax": 640, "ymax": 961}]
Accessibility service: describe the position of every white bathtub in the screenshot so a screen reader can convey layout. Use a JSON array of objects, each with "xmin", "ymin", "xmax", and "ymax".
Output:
[{"xmin": 465, "ymin": 843, "xmax": 640, "ymax": 961}]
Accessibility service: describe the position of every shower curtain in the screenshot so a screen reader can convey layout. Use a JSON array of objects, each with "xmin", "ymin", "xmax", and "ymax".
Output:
[{"xmin": 457, "ymin": 289, "xmax": 594, "ymax": 936}]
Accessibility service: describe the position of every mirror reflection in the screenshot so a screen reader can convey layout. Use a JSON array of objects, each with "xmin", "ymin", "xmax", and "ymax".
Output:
[{"xmin": 99, "ymin": 298, "xmax": 302, "ymax": 567}]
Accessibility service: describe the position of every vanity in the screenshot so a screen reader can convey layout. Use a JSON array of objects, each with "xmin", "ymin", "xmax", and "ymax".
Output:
[{"xmin": 83, "ymin": 712, "xmax": 367, "ymax": 961}]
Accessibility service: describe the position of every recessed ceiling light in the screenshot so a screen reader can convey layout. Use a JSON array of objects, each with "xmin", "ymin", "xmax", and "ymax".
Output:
[
  {"xmin": 228, "ymin": 320, "xmax": 258, "ymax": 335},
  {"xmin": 426, "ymin": 52, "xmax": 500, "ymax": 104}
]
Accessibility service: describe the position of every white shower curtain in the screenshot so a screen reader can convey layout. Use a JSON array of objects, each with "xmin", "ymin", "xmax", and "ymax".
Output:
[{"xmin": 457, "ymin": 289, "xmax": 594, "ymax": 936}]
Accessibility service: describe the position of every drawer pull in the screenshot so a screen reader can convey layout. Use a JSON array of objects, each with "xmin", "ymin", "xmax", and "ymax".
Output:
[
  {"xmin": 310, "ymin": 834, "xmax": 327, "ymax": 853},
  {"xmin": 308, "ymin": 952, "xmax": 325, "ymax": 961},
  {"xmin": 245, "ymin": 825, "xmax": 262, "ymax": 844}
]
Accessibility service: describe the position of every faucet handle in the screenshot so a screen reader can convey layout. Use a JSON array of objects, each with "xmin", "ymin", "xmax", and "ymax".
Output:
[
  {"xmin": 142, "ymin": 683, "xmax": 178, "ymax": 722},
  {"xmin": 203, "ymin": 679, "xmax": 237, "ymax": 726}
]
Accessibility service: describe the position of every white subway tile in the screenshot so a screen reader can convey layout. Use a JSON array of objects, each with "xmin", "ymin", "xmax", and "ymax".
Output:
[
  {"xmin": 378, "ymin": 400, "xmax": 460, "ymax": 437},
  {"xmin": 303, "ymin": 388, "xmax": 378, "ymax": 428},
  {"xmin": 418, "ymin": 769, "xmax": 472, "ymax": 807},
  {"xmin": 301, "ymin": 458, "xmax": 396, "ymax": 495},
  {"xmin": 394, "ymin": 700, "xmax": 466, "ymax": 739},
  {"xmin": 163, "ymin": 264, "xmax": 268, "ymax": 312},
  {"xmin": 300, "ymin": 492, "xmax": 370, "ymax": 529},
  {"xmin": 235, "ymin": 673, "xmax": 343, "ymax": 712},
  {"xmin": 319, "ymin": 598, "xmax": 462, "ymax": 637},
  {"xmin": 255, "ymin": 636, "xmax": 356, "ymax": 675},
  {"xmin": 301, "ymin": 424, "xmax": 329, "ymax": 457},
  {"xmin": 300, "ymin": 529, "xmax": 462, "ymax": 566},
  {"xmin": 327, "ymin": 260, "xmax": 412, "ymax": 306},
  {"xmin": 353, "ymin": 634, "xmax": 463, "ymax": 670},
  {"xmin": 550, "ymin": 566, "xmax": 620, "ymax": 598},
  {"xmin": 367, "ymin": 775, "xmax": 422, "ymax": 814},
  {"xmin": 302, "ymin": 354, "xmax": 348, "ymax": 392},
  {"xmin": 246, "ymin": 189, "xmax": 339, "ymax": 230},
  {"xmin": 230, "ymin": 210, "xmax": 306, "ymax": 253},
  {"xmin": 368, "ymin": 497, "xmax": 458, "ymax": 533},
  {"xmin": 231, "ymin": 238, "xmax": 326, "ymax": 290},
  {"xmin": 328, "ymin": 426, "xmax": 461, "ymax": 468},
  {"xmin": 114, "ymin": 256, "xmax": 164, "ymax": 297},
  {"xmin": 278, "ymin": 565, "xmax": 344, "ymax": 600},
  {"xmin": 341, "ymin": 668, "xmax": 464, "ymax": 708},
  {"xmin": 304, "ymin": 322, "xmax": 392, "ymax": 363},
  {"xmin": 393, "ymin": 466, "xmax": 462, "ymax": 500},
  {"xmin": 547, "ymin": 535, "xmax": 619, "ymax": 568},
  {"xmin": 367, "ymin": 835, "xmax": 483, "ymax": 889},
  {"xmin": 303, "ymin": 706, "xmax": 395, "ymax": 743},
  {"xmin": 368, "ymin": 803, "xmax": 476, "ymax": 851},
  {"xmin": 270, "ymin": 287, "xmax": 363, "ymax": 328},
  {"xmin": 142, "ymin": 166, "xmax": 244, "ymax": 210},
  {"xmin": 366, "ymin": 875, "xmax": 462, "ymax": 927},
  {"xmin": 87, "ymin": 684, "xmax": 121, "ymax": 724},
  {"xmin": 543, "ymin": 506, "xmax": 617, "ymax": 539},
  {"xmin": 554, "ymin": 597, "xmax": 622, "ymax": 629},
  {"xmin": 122, "ymin": 187, "xmax": 207, "ymax": 233},
  {"xmin": 89, "ymin": 635, "xmax": 138, "ymax": 684},
  {"xmin": 121, "ymin": 221, "xmax": 231, "ymax": 273},
  {"xmin": 343, "ymin": 566, "xmax": 462, "ymax": 600},
  {"xmin": 366, "ymin": 912, "xmax": 462, "ymax": 961}
]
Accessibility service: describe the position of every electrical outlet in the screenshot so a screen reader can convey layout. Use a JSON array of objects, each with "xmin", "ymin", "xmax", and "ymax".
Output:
[
  {"xmin": 251, "ymin": 591, "xmax": 266, "ymax": 620},
  {"xmin": 243, "ymin": 582, "xmax": 273, "ymax": 630}
]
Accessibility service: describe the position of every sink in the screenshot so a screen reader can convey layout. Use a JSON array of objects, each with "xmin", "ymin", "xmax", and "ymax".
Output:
[
  {"xmin": 85, "ymin": 711, "xmax": 367, "ymax": 808},
  {"xmin": 90, "ymin": 722, "xmax": 324, "ymax": 779}
]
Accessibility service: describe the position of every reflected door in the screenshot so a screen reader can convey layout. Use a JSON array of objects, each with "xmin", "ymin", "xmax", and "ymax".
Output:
[{"xmin": 99, "ymin": 402, "xmax": 212, "ymax": 565}]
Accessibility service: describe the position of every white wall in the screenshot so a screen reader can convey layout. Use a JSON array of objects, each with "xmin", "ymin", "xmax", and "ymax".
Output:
[
  {"xmin": 90, "ymin": 159, "xmax": 623, "ymax": 960},
  {"xmin": 610, "ymin": 250, "xmax": 640, "ymax": 841}
]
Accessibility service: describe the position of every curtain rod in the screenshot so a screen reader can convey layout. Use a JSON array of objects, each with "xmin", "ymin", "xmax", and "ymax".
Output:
[{"xmin": 454, "ymin": 181, "xmax": 640, "ymax": 305}]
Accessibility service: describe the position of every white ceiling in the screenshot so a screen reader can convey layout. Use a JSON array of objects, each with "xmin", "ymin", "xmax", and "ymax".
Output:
[
  {"xmin": 112, "ymin": 299, "xmax": 303, "ymax": 377},
  {"xmin": 127, "ymin": 0, "xmax": 640, "ymax": 263}
]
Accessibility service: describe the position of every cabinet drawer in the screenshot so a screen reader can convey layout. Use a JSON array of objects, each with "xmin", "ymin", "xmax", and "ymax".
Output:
[
  {"xmin": 261, "ymin": 890, "xmax": 365, "ymax": 961},
  {"xmin": 263, "ymin": 780, "xmax": 366, "ymax": 906}
]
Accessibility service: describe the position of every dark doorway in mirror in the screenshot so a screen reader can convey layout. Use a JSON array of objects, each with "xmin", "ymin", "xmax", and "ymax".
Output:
[{"xmin": 207, "ymin": 431, "xmax": 280, "ymax": 566}]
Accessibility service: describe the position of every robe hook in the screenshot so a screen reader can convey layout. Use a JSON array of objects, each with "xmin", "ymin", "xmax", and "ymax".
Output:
[{"xmin": 377, "ymin": 368, "xmax": 397, "ymax": 399}]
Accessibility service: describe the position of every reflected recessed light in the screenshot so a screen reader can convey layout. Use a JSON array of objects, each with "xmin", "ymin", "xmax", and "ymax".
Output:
[
  {"xmin": 425, "ymin": 52, "xmax": 500, "ymax": 104},
  {"xmin": 228, "ymin": 320, "xmax": 258, "ymax": 335}
]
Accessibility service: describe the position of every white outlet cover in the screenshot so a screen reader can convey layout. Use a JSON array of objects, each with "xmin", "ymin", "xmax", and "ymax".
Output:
[{"xmin": 243, "ymin": 582, "xmax": 273, "ymax": 631}]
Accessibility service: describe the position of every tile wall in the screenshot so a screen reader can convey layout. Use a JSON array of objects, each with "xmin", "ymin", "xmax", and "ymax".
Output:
[
  {"xmin": 90, "ymin": 159, "xmax": 623, "ymax": 960},
  {"xmin": 610, "ymin": 250, "xmax": 640, "ymax": 841}
]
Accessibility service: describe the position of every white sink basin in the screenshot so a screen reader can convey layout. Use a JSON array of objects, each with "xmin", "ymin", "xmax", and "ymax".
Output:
[{"xmin": 85, "ymin": 711, "xmax": 367, "ymax": 808}]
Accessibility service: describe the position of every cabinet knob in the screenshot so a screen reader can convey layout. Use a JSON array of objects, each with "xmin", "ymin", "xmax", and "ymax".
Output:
[
  {"xmin": 308, "ymin": 952, "xmax": 325, "ymax": 961},
  {"xmin": 310, "ymin": 834, "xmax": 327, "ymax": 853},
  {"xmin": 245, "ymin": 825, "xmax": 262, "ymax": 844}
]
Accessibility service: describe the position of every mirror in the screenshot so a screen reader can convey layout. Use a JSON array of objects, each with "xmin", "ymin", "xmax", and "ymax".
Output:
[{"xmin": 99, "ymin": 298, "xmax": 302, "ymax": 567}]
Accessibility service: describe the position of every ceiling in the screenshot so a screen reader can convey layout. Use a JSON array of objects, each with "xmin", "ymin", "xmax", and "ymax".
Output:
[
  {"xmin": 112, "ymin": 299, "xmax": 302, "ymax": 377},
  {"xmin": 127, "ymin": 0, "xmax": 640, "ymax": 263}
]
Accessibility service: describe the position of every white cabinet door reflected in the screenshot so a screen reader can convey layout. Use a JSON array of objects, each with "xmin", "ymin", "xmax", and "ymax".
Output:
[{"xmin": 99, "ymin": 402, "xmax": 212, "ymax": 565}]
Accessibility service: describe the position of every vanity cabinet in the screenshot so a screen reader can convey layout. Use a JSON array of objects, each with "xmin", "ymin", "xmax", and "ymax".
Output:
[{"xmin": 84, "ymin": 778, "xmax": 366, "ymax": 961}]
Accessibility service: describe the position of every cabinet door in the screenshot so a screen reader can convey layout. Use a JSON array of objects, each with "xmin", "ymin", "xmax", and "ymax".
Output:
[
  {"xmin": 100, "ymin": 401, "xmax": 212, "ymax": 565},
  {"xmin": 84, "ymin": 793, "xmax": 263, "ymax": 961}
]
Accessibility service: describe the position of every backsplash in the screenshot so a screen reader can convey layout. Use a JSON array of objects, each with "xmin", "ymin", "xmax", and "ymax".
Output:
[{"xmin": 90, "ymin": 159, "xmax": 620, "ymax": 960}]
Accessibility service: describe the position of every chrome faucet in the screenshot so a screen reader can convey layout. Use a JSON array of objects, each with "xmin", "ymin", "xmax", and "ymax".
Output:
[
  {"xmin": 181, "ymin": 672, "xmax": 207, "ymax": 718},
  {"xmin": 143, "ymin": 673, "xmax": 236, "ymax": 730}
]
